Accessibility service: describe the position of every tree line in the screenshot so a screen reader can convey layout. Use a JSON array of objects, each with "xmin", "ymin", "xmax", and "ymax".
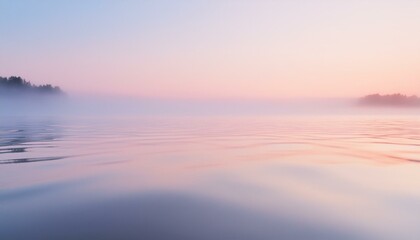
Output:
[
  {"xmin": 0, "ymin": 76, "xmax": 63, "ymax": 95},
  {"xmin": 359, "ymin": 93, "xmax": 420, "ymax": 107}
]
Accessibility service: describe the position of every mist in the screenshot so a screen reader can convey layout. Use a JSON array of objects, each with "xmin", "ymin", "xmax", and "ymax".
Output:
[{"xmin": 2, "ymin": 94, "xmax": 419, "ymax": 117}]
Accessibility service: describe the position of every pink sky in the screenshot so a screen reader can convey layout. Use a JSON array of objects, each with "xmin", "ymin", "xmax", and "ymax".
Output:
[{"xmin": 1, "ymin": 1, "xmax": 420, "ymax": 99}]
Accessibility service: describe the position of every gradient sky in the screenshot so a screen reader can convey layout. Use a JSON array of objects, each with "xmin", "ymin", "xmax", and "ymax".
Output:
[{"xmin": 1, "ymin": 0, "xmax": 420, "ymax": 99}]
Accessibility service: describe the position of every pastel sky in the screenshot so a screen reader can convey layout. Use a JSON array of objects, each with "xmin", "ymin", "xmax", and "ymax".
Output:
[{"xmin": 1, "ymin": 0, "xmax": 420, "ymax": 99}]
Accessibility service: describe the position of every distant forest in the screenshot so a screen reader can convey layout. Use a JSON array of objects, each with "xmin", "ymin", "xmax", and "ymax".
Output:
[
  {"xmin": 359, "ymin": 94, "xmax": 420, "ymax": 107},
  {"xmin": 0, "ymin": 76, "xmax": 63, "ymax": 95}
]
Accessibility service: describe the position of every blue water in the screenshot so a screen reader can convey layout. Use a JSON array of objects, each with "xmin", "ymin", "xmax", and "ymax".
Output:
[{"xmin": 1, "ymin": 115, "xmax": 420, "ymax": 239}]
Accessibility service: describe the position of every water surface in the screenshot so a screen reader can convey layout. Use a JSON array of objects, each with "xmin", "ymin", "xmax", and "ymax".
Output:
[{"xmin": 1, "ymin": 115, "xmax": 420, "ymax": 239}]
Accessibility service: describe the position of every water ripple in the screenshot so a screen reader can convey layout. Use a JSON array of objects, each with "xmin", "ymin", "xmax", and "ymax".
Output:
[
  {"xmin": 0, "ymin": 156, "xmax": 69, "ymax": 164},
  {"xmin": 0, "ymin": 116, "xmax": 420, "ymax": 165}
]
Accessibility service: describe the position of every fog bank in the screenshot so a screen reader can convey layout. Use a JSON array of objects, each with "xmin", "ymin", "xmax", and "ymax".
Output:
[{"xmin": 1, "ymin": 95, "xmax": 419, "ymax": 117}]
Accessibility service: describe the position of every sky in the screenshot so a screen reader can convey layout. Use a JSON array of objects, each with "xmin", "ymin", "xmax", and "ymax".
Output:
[{"xmin": 1, "ymin": 0, "xmax": 420, "ymax": 99}]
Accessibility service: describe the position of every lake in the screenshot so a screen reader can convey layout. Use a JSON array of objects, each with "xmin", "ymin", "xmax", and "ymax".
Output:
[{"xmin": 1, "ymin": 115, "xmax": 420, "ymax": 239}]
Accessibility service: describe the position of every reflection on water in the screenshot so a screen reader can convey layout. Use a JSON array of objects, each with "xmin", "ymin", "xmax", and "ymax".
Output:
[{"xmin": 1, "ymin": 115, "xmax": 420, "ymax": 239}]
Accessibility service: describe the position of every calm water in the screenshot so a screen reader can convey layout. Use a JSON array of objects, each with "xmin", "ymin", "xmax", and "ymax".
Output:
[{"xmin": 1, "ymin": 115, "xmax": 420, "ymax": 240}]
